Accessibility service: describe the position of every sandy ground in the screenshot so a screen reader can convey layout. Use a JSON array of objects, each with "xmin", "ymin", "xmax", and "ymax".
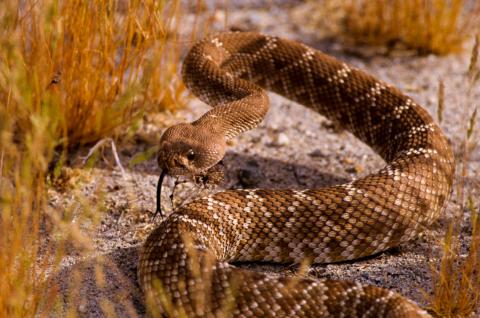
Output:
[{"xmin": 51, "ymin": 1, "xmax": 480, "ymax": 317}]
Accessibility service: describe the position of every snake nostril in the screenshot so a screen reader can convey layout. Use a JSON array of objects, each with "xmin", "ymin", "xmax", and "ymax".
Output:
[
  {"xmin": 168, "ymin": 158, "xmax": 176, "ymax": 168},
  {"xmin": 174, "ymin": 158, "xmax": 187, "ymax": 169}
]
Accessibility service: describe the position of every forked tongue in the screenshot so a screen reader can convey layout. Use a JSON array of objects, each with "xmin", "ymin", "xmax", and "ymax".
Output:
[{"xmin": 154, "ymin": 169, "xmax": 168, "ymax": 218}]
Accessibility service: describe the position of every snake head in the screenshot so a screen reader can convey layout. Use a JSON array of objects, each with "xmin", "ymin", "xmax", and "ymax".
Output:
[
  {"xmin": 158, "ymin": 123, "xmax": 227, "ymax": 176},
  {"xmin": 154, "ymin": 123, "xmax": 226, "ymax": 218}
]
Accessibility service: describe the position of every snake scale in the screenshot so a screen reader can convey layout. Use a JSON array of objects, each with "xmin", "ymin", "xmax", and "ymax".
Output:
[{"xmin": 138, "ymin": 32, "xmax": 455, "ymax": 317}]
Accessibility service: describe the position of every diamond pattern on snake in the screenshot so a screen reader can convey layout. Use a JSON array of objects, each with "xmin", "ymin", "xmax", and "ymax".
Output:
[{"xmin": 138, "ymin": 32, "xmax": 455, "ymax": 318}]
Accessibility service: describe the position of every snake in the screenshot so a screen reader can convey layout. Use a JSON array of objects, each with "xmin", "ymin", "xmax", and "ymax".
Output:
[{"xmin": 138, "ymin": 32, "xmax": 455, "ymax": 317}]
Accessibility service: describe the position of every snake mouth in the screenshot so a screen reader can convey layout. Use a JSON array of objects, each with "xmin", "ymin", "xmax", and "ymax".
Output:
[
  {"xmin": 154, "ymin": 163, "xmax": 224, "ymax": 219},
  {"xmin": 154, "ymin": 169, "xmax": 168, "ymax": 218}
]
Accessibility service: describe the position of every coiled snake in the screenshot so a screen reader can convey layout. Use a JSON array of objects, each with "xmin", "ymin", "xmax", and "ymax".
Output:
[{"xmin": 138, "ymin": 32, "xmax": 455, "ymax": 317}]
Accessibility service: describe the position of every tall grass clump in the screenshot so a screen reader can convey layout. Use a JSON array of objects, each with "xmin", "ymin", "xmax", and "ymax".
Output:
[
  {"xmin": 311, "ymin": 0, "xmax": 480, "ymax": 55},
  {"xmin": 428, "ymin": 36, "xmax": 480, "ymax": 317},
  {"xmin": 0, "ymin": 0, "xmax": 186, "ymax": 316},
  {"xmin": 0, "ymin": 101, "xmax": 56, "ymax": 316},
  {"xmin": 1, "ymin": 0, "xmax": 184, "ymax": 148}
]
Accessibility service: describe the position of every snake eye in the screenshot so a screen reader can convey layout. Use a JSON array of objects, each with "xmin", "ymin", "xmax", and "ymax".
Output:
[{"xmin": 186, "ymin": 149, "xmax": 195, "ymax": 161}]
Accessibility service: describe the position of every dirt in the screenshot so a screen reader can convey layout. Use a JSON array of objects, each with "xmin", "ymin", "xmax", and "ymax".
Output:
[{"xmin": 52, "ymin": 1, "xmax": 480, "ymax": 317}]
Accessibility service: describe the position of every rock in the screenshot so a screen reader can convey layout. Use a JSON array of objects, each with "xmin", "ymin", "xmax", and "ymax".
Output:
[
  {"xmin": 269, "ymin": 132, "xmax": 290, "ymax": 147},
  {"xmin": 345, "ymin": 164, "xmax": 363, "ymax": 174},
  {"xmin": 236, "ymin": 160, "xmax": 263, "ymax": 187},
  {"xmin": 308, "ymin": 149, "xmax": 325, "ymax": 158}
]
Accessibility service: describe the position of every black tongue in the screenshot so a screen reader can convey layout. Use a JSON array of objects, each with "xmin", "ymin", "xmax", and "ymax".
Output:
[{"xmin": 154, "ymin": 169, "xmax": 168, "ymax": 218}]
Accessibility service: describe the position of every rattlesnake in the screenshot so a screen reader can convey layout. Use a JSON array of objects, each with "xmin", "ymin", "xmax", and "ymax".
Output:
[{"xmin": 138, "ymin": 32, "xmax": 455, "ymax": 317}]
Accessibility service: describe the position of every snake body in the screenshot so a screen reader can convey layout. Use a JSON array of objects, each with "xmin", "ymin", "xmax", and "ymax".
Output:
[{"xmin": 138, "ymin": 32, "xmax": 455, "ymax": 317}]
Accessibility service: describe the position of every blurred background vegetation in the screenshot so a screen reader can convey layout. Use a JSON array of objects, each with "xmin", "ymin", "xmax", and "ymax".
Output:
[
  {"xmin": 304, "ymin": 0, "xmax": 480, "ymax": 55},
  {"xmin": 0, "ymin": 0, "xmax": 478, "ymax": 317},
  {"xmin": 0, "ymin": 0, "xmax": 185, "ymax": 315}
]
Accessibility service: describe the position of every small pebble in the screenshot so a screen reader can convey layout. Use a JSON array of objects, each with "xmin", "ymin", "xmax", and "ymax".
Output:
[
  {"xmin": 308, "ymin": 149, "xmax": 325, "ymax": 158},
  {"xmin": 78, "ymin": 304, "xmax": 86, "ymax": 313},
  {"xmin": 269, "ymin": 132, "xmax": 290, "ymax": 147},
  {"xmin": 237, "ymin": 160, "xmax": 263, "ymax": 187},
  {"xmin": 345, "ymin": 164, "xmax": 363, "ymax": 174}
]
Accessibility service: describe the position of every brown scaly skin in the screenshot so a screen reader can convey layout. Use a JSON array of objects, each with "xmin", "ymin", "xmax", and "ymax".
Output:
[
  {"xmin": 158, "ymin": 123, "xmax": 227, "ymax": 176},
  {"xmin": 139, "ymin": 32, "xmax": 455, "ymax": 317}
]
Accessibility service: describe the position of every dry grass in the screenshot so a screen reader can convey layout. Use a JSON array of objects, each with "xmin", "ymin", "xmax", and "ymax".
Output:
[
  {"xmin": 2, "ymin": 1, "xmax": 480, "ymax": 317},
  {"xmin": 430, "ymin": 197, "xmax": 480, "ymax": 317},
  {"xmin": 1, "ymin": 0, "xmax": 185, "ymax": 147},
  {"xmin": 309, "ymin": 0, "xmax": 480, "ymax": 55},
  {"xmin": 0, "ymin": 0, "xmax": 186, "ymax": 316},
  {"xmin": 0, "ymin": 122, "xmax": 52, "ymax": 316},
  {"xmin": 428, "ymin": 36, "xmax": 480, "ymax": 317},
  {"xmin": 144, "ymin": 233, "xmax": 237, "ymax": 318}
]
